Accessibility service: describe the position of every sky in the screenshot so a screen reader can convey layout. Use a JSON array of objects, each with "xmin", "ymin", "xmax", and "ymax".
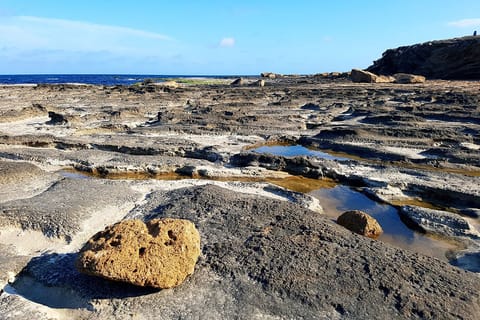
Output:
[{"xmin": 0, "ymin": 0, "xmax": 480, "ymax": 75}]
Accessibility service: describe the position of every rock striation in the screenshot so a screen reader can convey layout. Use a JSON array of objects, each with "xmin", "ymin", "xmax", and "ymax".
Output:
[
  {"xmin": 76, "ymin": 218, "xmax": 200, "ymax": 289},
  {"xmin": 367, "ymin": 36, "xmax": 480, "ymax": 79},
  {"xmin": 336, "ymin": 210, "xmax": 383, "ymax": 238}
]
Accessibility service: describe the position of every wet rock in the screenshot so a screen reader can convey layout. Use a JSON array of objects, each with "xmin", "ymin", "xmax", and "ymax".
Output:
[
  {"xmin": 393, "ymin": 73, "xmax": 426, "ymax": 84},
  {"xmin": 76, "ymin": 218, "xmax": 200, "ymax": 289},
  {"xmin": 350, "ymin": 69, "xmax": 394, "ymax": 83},
  {"xmin": 230, "ymin": 78, "xmax": 244, "ymax": 86},
  {"xmin": 336, "ymin": 210, "xmax": 383, "ymax": 238},
  {"xmin": 399, "ymin": 205, "xmax": 479, "ymax": 239},
  {"xmin": 367, "ymin": 36, "xmax": 480, "ymax": 79}
]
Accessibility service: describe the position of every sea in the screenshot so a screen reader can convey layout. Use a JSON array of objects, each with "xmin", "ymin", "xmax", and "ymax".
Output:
[{"xmin": 0, "ymin": 74, "xmax": 238, "ymax": 86}]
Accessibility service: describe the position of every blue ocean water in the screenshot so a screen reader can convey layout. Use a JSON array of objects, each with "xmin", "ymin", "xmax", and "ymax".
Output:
[{"xmin": 0, "ymin": 74, "xmax": 236, "ymax": 86}]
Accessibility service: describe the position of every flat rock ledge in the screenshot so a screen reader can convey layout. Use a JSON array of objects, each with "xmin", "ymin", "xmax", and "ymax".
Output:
[{"xmin": 76, "ymin": 218, "xmax": 200, "ymax": 289}]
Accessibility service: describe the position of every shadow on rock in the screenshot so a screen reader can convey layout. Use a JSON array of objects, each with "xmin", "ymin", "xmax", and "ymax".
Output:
[{"xmin": 11, "ymin": 252, "xmax": 159, "ymax": 310}]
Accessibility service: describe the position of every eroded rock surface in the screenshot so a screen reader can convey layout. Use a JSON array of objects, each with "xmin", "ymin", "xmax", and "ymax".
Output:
[
  {"xmin": 0, "ymin": 178, "xmax": 140, "ymax": 239},
  {"xmin": 76, "ymin": 218, "xmax": 200, "ymax": 288}
]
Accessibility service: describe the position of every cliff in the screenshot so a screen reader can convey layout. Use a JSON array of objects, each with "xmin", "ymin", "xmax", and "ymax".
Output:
[{"xmin": 367, "ymin": 36, "xmax": 480, "ymax": 79}]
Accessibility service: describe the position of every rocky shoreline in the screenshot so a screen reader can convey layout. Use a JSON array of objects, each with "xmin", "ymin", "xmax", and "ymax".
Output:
[{"xmin": 0, "ymin": 76, "xmax": 479, "ymax": 319}]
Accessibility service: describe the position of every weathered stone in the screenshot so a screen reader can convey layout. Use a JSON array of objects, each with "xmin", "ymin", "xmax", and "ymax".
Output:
[
  {"xmin": 230, "ymin": 78, "xmax": 244, "ymax": 86},
  {"xmin": 368, "ymin": 36, "xmax": 480, "ymax": 79},
  {"xmin": 251, "ymin": 79, "xmax": 265, "ymax": 87},
  {"xmin": 76, "ymin": 218, "xmax": 200, "ymax": 289},
  {"xmin": 394, "ymin": 73, "xmax": 426, "ymax": 84},
  {"xmin": 350, "ymin": 68, "xmax": 394, "ymax": 83},
  {"xmin": 399, "ymin": 205, "xmax": 479, "ymax": 239},
  {"xmin": 260, "ymin": 72, "xmax": 276, "ymax": 79},
  {"xmin": 336, "ymin": 210, "xmax": 383, "ymax": 238},
  {"xmin": 0, "ymin": 178, "xmax": 139, "ymax": 238}
]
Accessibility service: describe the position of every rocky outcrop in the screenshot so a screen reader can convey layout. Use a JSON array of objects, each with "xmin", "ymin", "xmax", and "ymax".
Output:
[
  {"xmin": 393, "ymin": 73, "xmax": 426, "ymax": 84},
  {"xmin": 350, "ymin": 69, "xmax": 394, "ymax": 83},
  {"xmin": 336, "ymin": 210, "xmax": 383, "ymax": 238},
  {"xmin": 76, "ymin": 218, "xmax": 200, "ymax": 289},
  {"xmin": 367, "ymin": 36, "xmax": 480, "ymax": 79}
]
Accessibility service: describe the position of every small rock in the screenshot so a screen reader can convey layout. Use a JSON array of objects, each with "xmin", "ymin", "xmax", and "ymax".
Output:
[
  {"xmin": 251, "ymin": 79, "xmax": 265, "ymax": 87},
  {"xmin": 350, "ymin": 69, "xmax": 394, "ymax": 83},
  {"xmin": 76, "ymin": 218, "xmax": 201, "ymax": 289},
  {"xmin": 46, "ymin": 111, "xmax": 68, "ymax": 125},
  {"xmin": 230, "ymin": 78, "xmax": 244, "ymax": 86},
  {"xmin": 337, "ymin": 210, "xmax": 383, "ymax": 238},
  {"xmin": 393, "ymin": 73, "xmax": 426, "ymax": 84}
]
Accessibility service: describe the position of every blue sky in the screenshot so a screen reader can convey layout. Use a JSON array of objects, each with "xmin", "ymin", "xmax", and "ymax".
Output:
[{"xmin": 0, "ymin": 0, "xmax": 479, "ymax": 75}]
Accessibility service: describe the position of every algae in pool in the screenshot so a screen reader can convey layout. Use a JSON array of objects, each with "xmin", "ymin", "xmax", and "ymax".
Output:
[{"xmin": 309, "ymin": 185, "xmax": 459, "ymax": 261}]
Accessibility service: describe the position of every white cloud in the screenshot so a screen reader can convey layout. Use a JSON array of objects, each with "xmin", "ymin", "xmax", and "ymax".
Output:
[
  {"xmin": 448, "ymin": 18, "xmax": 480, "ymax": 28},
  {"xmin": 0, "ymin": 15, "xmax": 172, "ymax": 55},
  {"xmin": 219, "ymin": 37, "xmax": 235, "ymax": 48}
]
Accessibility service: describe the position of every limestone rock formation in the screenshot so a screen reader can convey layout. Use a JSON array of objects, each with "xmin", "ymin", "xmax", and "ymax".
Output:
[
  {"xmin": 367, "ymin": 36, "xmax": 480, "ymax": 79},
  {"xmin": 337, "ymin": 210, "xmax": 383, "ymax": 238},
  {"xmin": 350, "ymin": 69, "xmax": 394, "ymax": 83},
  {"xmin": 76, "ymin": 218, "xmax": 200, "ymax": 289},
  {"xmin": 393, "ymin": 73, "xmax": 426, "ymax": 84}
]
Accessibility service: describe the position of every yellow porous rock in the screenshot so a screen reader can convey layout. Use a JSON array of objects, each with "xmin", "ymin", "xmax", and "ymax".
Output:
[{"xmin": 76, "ymin": 218, "xmax": 200, "ymax": 289}]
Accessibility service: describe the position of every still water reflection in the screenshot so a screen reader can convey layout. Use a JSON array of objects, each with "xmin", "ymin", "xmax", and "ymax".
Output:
[{"xmin": 309, "ymin": 185, "xmax": 458, "ymax": 261}]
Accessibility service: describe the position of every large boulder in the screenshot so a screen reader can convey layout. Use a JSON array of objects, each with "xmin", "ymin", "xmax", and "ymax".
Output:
[
  {"xmin": 393, "ymin": 73, "xmax": 426, "ymax": 84},
  {"xmin": 336, "ymin": 210, "xmax": 383, "ymax": 238},
  {"xmin": 367, "ymin": 36, "xmax": 480, "ymax": 79},
  {"xmin": 76, "ymin": 218, "xmax": 200, "ymax": 289},
  {"xmin": 350, "ymin": 69, "xmax": 394, "ymax": 83}
]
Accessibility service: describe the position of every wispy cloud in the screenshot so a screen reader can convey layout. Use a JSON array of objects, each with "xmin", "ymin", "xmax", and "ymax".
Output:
[
  {"xmin": 219, "ymin": 37, "xmax": 235, "ymax": 48},
  {"xmin": 0, "ymin": 15, "xmax": 172, "ymax": 55},
  {"xmin": 448, "ymin": 18, "xmax": 480, "ymax": 28}
]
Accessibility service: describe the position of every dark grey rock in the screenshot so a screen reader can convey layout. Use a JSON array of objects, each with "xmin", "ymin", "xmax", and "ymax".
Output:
[{"xmin": 367, "ymin": 36, "xmax": 480, "ymax": 79}]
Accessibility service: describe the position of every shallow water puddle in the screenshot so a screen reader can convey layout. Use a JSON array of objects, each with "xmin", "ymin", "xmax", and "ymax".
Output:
[
  {"xmin": 252, "ymin": 144, "xmax": 348, "ymax": 161},
  {"xmin": 252, "ymin": 143, "xmax": 480, "ymax": 177},
  {"xmin": 309, "ymin": 185, "xmax": 459, "ymax": 261}
]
